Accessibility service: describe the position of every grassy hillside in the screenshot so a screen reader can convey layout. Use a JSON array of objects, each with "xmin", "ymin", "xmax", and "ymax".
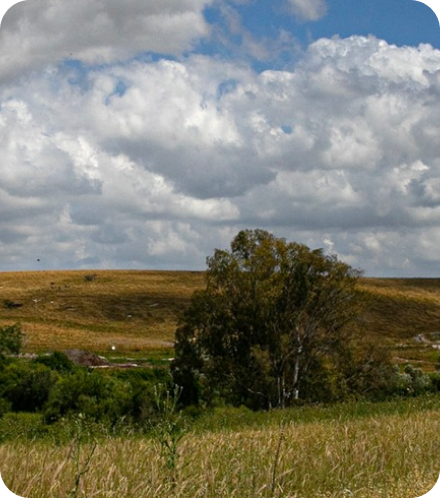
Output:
[
  {"xmin": 0, "ymin": 270, "xmax": 203, "ymax": 359},
  {"xmin": 358, "ymin": 278, "xmax": 440, "ymax": 370},
  {"xmin": 1, "ymin": 270, "xmax": 440, "ymax": 369},
  {"xmin": 1, "ymin": 272, "xmax": 440, "ymax": 498}
]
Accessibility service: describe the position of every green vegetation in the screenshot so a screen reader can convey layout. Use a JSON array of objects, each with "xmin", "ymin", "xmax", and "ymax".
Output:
[
  {"xmin": 172, "ymin": 230, "xmax": 433, "ymax": 409},
  {"xmin": 0, "ymin": 354, "xmax": 175, "ymax": 435},
  {"xmin": 1, "ymin": 234, "xmax": 440, "ymax": 496},
  {"xmin": 0, "ymin": 323, "xmax": 23, "ymax": 358}
]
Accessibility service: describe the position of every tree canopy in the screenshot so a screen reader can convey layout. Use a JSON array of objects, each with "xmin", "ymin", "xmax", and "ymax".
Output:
[
  {"xmin": 172, "ymin": 229, "xmax": 376, "ymax": 409},
  {"xmin": 0, "ymin": 323, "xmax": 23, "ymax": 359}
]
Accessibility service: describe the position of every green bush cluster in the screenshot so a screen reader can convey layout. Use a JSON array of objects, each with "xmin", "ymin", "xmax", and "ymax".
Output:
[
  {"xmin": 0, "ymin": 323, "xmax": 23, "ymax": 358},
  {"xmin": 394, "ymin": 364, "xmax": 434, "ymax": 396},
  {"xmin": 0, "ymin": 349, "xmax": 173, "ymax": 440},
  {"xmin": 0, "ymin": 321, "xmax": 439, "ymax": 443}
]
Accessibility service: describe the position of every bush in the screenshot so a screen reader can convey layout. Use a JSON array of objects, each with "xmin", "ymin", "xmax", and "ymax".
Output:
[
  {"xmin": 0, "ymin": 323, "xmax": 23, "ymax": 357},
  {"xmin": 0, "ymin": 362, "xmax": 57, "ymax": 412},
  {"xmin": 0, "ymin": 397, "xmax": 11, "ymax": 418},
  {"xmin": 0, "ymin": 412, "xmax": 48, "ymax": 441},
  {"xmin": 44, "ymin": 369, "xmax": 134, "ymax": 425},
  {"xmin": 384, "ymin": 365, "xmax": 434, "ymax": 397},
  {"xmin": 33, "ymin": 351, "xmax": 75, "ymax": 373},
  {"xmin": 402, "ymin": 364, "xmax": 432, "ymax": 395},
  {"xmin": 428, "ymin": 372, "xmax": 440, "ymax": 392}
]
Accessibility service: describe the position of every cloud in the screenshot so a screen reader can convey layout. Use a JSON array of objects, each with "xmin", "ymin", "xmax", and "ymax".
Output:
[
  {"xmin": 0, "ymin": 0, "xmax": 212, "ymax": 84},
  {"xmin": 1, "ymin": 33, "xmax": 440, "ymax": 275},
  {"xmin": 286, "ymin": 0, "xmax": 328, "ymax": 21}
]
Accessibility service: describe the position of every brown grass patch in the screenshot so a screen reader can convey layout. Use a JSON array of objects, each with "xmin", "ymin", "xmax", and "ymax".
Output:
[
  {"xmin": 2, "ymin": 407, "xmax": 439, "ymax": 498},
  {"xmin": 1, "ymin": 271, "xmax": 440, "ymax": 368},
  {"xmin": 0, "ymin": 270, "xmax": 204, "ymax": 354}
]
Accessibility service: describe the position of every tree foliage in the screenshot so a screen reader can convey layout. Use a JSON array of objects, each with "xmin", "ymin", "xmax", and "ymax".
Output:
[
  {"xmin": 172, "ymin": 229, "xmax": 370, "ymax": 409},
  {"xmin": 0, "ymin": 323, "xmax": 23, "ymax": 359}
]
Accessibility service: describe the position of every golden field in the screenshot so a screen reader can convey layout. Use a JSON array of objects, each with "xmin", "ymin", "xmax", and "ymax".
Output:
[
  {"xmin": 0, "ymin": 270, "xmax": 204, "ymax": 357},
  {"xmin": 0, "ymin": 270, "xmax": 439, "ymax": 368},
  {"xmin": 2, "ymin": 400, "xmax": 439, "ymax": 498}
]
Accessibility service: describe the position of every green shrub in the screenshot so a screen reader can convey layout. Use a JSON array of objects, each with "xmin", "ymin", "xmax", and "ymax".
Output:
[
  {"xmin": 44, "ymin": 369, "xmax": 134, "ymax": 425},
  {"xmin": 403, "ymin": 364, "xmax": 432, "ymax": 395},
  {"xmin": 386, "ymin": 365, "xmax": 434, "ymax": 397},
  {"xmin": 0, "ymin": 397, "xmax": 11, "ymax": 418},
  {"xmin": 0, "ymin": 323, "xmax": 23, "ymax": 357},
  {"xmin": 428, "ymin": 372, "xmax": 440, "ymax": 392},
  {"xmin": 0, "ymin": 362, "xmax": 57, "ymax": 412},
  {"xmin": 33, "ymin": 351, "xmax": 75, "ymax": 373},
  {"xmin": 0, "ymin": 412, "xmax": 48, "ymax": 441}
]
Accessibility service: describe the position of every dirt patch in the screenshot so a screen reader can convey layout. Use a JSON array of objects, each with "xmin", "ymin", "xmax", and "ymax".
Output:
[{"xmin": 64, "ymin": 349, "xmax": 109, "ymax": 367}]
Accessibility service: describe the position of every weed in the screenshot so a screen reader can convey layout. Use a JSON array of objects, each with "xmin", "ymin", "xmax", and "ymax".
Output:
[
  {"xmin": 66, "ymin": 415, "xmax": 98, "ymax": 498},
  {"xmin": 270, "ymin": 420, "xmax": 286, "ymax": 496},
  {"xmin": 153, "ymin": 384, "xmax": 186, "ymax": 486}
]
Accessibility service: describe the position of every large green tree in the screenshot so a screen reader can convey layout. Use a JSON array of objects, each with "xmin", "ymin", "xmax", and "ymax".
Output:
[{"xmin": 172, "ymin": 229, "xmax": 367, "ymax": 409}]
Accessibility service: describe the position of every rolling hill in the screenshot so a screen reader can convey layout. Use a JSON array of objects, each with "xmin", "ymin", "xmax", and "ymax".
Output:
[{"xmin": 0, "ymin": 270, "xmax": 439, "ymax": 370}]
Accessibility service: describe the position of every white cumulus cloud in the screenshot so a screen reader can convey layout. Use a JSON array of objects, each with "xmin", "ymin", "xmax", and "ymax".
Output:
[
  {"xmin": 0, "ymin": 0, "xmax": 212, "ymax": 84},
  {"xmin": 1, "ymin": 29, "xmax": 440, "ymax": 275}
]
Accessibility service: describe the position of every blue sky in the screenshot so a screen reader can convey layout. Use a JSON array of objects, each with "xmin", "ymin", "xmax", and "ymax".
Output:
[
  {"xmin": 198, "ymin": 0, "xmax": 440, "ymax": 70},
  {"xmin": 205, "ymin": 0, "xmax": 439, "ymax": 52},
  {"xmin": 0, "ymin": 0, "xmax": 439, "ymax": 276},
  {"xmin": 304, "ymin": 0, "xmax": 439, "ymax": 48}
]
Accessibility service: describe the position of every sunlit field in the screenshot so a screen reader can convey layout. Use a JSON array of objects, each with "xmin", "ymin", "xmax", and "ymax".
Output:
[
  {"xmin": 0, "ymin": 270, "xmax": 204, "ymax": 358},
  {"xmin": 2, "ymin": 398, "xmax": 440, "ymax": 498},
  {"xmin": 1, "ymin": 271, "xmax": 440, "ymax": 368}
]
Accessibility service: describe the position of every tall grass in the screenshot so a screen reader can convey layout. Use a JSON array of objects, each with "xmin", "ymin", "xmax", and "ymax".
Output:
[{"xmin": 2, "ymin": 401, "xmax": 439, "ymax": 498}]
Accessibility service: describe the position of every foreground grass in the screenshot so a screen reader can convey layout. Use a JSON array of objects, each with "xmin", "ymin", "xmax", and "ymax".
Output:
[{"xmin": 2, "ymin": 399, "xmax": 440, "ymax": 498}]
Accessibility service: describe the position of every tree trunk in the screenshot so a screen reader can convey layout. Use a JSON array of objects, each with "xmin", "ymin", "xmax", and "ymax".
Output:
[{"xmin": 292, "ymin": 345, "xmax": 302, "ymax": 400}]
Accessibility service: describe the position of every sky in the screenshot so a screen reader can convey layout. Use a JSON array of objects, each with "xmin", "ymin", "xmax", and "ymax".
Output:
[{"xmin": 0, "ymin": 0, "xmax": 439, "ymax": 277}]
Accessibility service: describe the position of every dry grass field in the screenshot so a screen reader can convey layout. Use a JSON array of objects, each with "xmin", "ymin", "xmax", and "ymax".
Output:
[
  {"xmin": 0, "ymin": 270, "xmax": 204, "ymax": 359},
  {"xmin": 358, "ymin": 278, "xmax": 440, "ymax": 370},
  {"xmin": 2, "ymin": 402, "xmax": 439, "ymax": 498},
  {"xmin": 0, "ymin": 270, "xmax": 440, "ymax": 368},
  {"xmin": 0, "ymin": 270, "xmax": 440, "ymax": 367}
]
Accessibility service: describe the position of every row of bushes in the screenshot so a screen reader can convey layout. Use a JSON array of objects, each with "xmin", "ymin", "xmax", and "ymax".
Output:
[
  {"xmin": 173, "ymin": 348, "xmax": 440, "ymax": 409},
  {"xmin": 1, "ymin": 350, "xmax": 439, "ymax": 421},
  {"xmin": 0, "ymin": 323, "xmax": 440, "ymax": 441},
  {"xmin": 0, "ymin": 324, "xmax": 177, "ymax": 434},
  {"xmin": 0, "ymin": 351, "xmax": 174, "ymax": 431}
]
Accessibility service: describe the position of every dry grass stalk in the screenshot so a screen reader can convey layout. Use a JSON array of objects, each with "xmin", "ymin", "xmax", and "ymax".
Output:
[{"xmin": 1, "ymin": 408, "xmax": 439, "ymax": 498}]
